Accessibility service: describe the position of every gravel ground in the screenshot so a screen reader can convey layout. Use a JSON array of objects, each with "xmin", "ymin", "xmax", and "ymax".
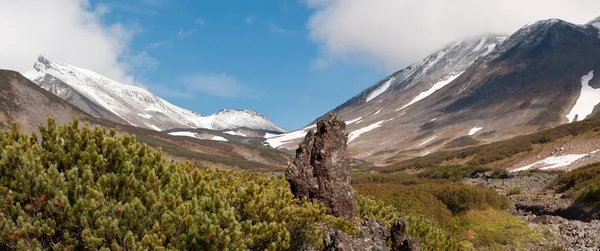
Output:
[{"xmin": 463, "ymin": 172, "xmax": 600, "ymax": 250}]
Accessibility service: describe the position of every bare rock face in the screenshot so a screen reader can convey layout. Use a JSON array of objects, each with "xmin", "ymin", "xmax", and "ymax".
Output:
[
  {"xmin": 287, "ymin": 113, "xmax": 420, "ymax": 250},
  {"xmin": 286, "ymin": 113, "xmax": 357, "ymax": 220}
]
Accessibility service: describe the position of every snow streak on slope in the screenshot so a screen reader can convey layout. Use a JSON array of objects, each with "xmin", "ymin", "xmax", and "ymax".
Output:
[
  {"xmin": 265, "ymin": 125, "xmax": 316, "ymax": 148},
  {"xmin": 512, "ymin": 154, "xmax": 588, "ymax": 172},
  {"xmin": 400, "ymin": 72, "xmax": 464, "ymax": 110},
  {"xmin": 418, "ymin": 136, "xmax": 437, "ymax": 147},
  {"xmin": 26, "ymin": 56, "xmax": 285, "ymax": 132},
  {"xmin": 469, "ymin": 127, "xmax": 483, "ymax": 135},
  {"xmin": 566, "ymin": 71, "xmax": 599, "ymax": 122},
  {"xmin": 348, "ymin": 120, "xmax": 390, "ymax": 142},
  {"xmin": 168, "ymin": 131, "xmax": 197, "ymax": 137},
  {"xmin": 345, "ymin": 117, "xmax": 362, "ymax": 125},
  {"xmin": 366, "ymin": 78, "xmax": 394, "ymax": 102},
  {"xmin": 211, "ymin": 136, "xmax": 228, "ymax": 142},
  {"xmin": 223, "ymin": 130, "xmax": 247, "ymax": 137}
]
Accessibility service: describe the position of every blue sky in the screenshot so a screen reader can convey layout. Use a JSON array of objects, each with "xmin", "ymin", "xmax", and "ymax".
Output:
[
  {"xmin": 3, "ymin": 1, "xmax": 596, "ymax": 130},
  {"xmin": 90, "ymin": 0, "xmax": 387, "ymax": 130}
]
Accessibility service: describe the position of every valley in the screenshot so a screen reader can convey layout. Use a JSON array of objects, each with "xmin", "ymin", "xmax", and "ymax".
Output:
[{"xmin": 1, "ymin": 6, "xmax": 600, "ymax": 250}]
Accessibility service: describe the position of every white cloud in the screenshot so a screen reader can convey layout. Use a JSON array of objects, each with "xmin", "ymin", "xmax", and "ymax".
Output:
[
  {"xmin": 182, "ymin": 73, "xmax": 244, "ymax": 98},
  {"xmin": 304, "ymin": 0, "xmax": 600, "ymax": 71},
  {"xmin": 245, "ymin": 16, "xmax": 256, "ymax": 24},
  {"xmin": 177, "ymin": 28, "xmax": 197, "ymax": 38},
  {"xmin": 0, "ymin": 0, "xmax": 148, "ymax": 86},
  {"xmin": 196, "ymin": 17, "xmax": 205, "ymax": 26}
]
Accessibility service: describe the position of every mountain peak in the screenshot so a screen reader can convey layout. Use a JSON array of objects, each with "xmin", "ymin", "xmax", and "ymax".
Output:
[
  {"xmin": 33, "ymin": 55, "xmax": 55, "ymax": 72},
  {"xmin": 587, "ymin": 15, "xmax": 600, "ymax": 25},
  {"xmin": 216, "ymin": 109, "xmax": 264, "ymax": 118},
  {"xmin": 26, "ymin": 56, "xmax": 286, "ymax": 133}
]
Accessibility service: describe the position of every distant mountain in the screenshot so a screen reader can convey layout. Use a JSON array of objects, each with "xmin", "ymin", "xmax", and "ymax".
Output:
[
  {"xmin": 269, "ymin": 16, "xmax": 600, "ymax": 164},
  {"xmin": 25, "ymin": 55, "xmax": 285, "ymax": 133},
  {"xmin": 0, "ymin": 69, "xmax": 291, "ymax": 170}
]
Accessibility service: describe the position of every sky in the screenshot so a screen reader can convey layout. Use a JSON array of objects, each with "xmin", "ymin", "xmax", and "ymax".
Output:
[{"xmin": 1, "ymin": 0, "xmax": 600, "ymax": 130}]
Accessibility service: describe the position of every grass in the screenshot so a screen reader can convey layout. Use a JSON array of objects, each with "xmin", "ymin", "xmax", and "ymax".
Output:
[
  {"xmin": 352, "ymin": 171, "xmax": 543, "ymax": 250},
  {"xmin": 455, "ymin": 208, "xmax": 544, "ymax": 250},
  {"xmin": 551, "ymin": 161, "xmax": 600, "ymax": 209},
  {"xmin": 507, "ymin": 187, "xmax": 522, "ymax": 196},
  {"xmin": 445, "ymin": 136, "xmax": 480, "ymax": 148}
]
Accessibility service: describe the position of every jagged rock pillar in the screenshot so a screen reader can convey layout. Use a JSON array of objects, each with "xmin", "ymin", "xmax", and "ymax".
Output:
[{"xmin": 286, "ymin": 113, "xmax": 357, "ymax": 220}]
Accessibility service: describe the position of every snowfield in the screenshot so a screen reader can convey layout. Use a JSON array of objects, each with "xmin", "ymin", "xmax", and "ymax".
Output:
[
  {"xmin": 168, "ymin": 131, "xmax": 197, "ymax": 138},
  {"xmin": 566, "ymin": 71, "xmax": 598, "ymax": 122},
  {"xmin": 511, "ymin": 154, "xmax": 588, "ymax": 172}
]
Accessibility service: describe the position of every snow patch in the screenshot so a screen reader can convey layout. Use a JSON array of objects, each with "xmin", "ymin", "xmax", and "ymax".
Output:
[
  {"xmin": 566, "ymin": 71, "xmax": 599, "ymax": 122},
  {"xmin": 373, "ymin": 109, "xmax": 381, "ymax": 115},
  {"xmin": 147, "ymin": 124, "xmax": 161, "ymax": 131},
  {"xmin": 511, "ymin": 154, "xmax": 588, "ymax": 172},
  {"xmin": 223, "ymin": 130, "xmax": 246, "ymax": 137},
  {"xmin": 366, "ymin": 78, "xmax": 394, "ymax": 102},
  {"xmin": 345, "ymin": 117, "xmax": 362, "ymax": 125},
  {"xmin": 472, "ymin": 37, "xmax": 487, "ymax": 51},
  {"xmin": 468, "ymin": 127, "xmax": 483, "ymax": 136},
  {"xmin": 168, "ymin": 131, "xmax": 197, "ymax": 138},
  {"xmin": 266, "ymin": 129, "xmax": 310, "ymax": 148},
  {"xmin": 418, "ymin": 136, "xmax": 437, "ymax": 147},
  {"xmin": 211, "ymin": 136, "xmax": 228, "ymax": 142},
  {"xmin": 348, "ymin": 120, "xmax": 389, "ymax": 142},
  {"xmin": 138, "ymin": 113, "xmax": 153, "ymax": 119},
  {"xmin": 400, "ymin": 72, "xmax": 464, "ymax": 110}
]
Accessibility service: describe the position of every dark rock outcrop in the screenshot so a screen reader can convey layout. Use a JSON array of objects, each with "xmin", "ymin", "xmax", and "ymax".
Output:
[
  {"xmin": 391, "ymin": 218, "xmax": 420, "ymax": 251},
  {"xmin": 286, "ymin": 113, "xmax": 357, "ymax": 220},
  {"xmin": 323, "ymin": 219, "xmax": 390, "ymax": 251},
  {"xmin": 287, "ymin": 113, "xmax": 419, "ymax": 251}
]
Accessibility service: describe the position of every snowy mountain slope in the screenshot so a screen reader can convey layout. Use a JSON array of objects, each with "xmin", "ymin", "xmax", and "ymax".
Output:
[
  {"xmin": 25, "ymin": 56, "xmax": 285, "ymax": 132},
  {"xmin": 270, "ymin": 17, "xmax": 600, "ymax": 165},
  {"xmin": 268, "ymin": 34, "xmax": 507, "ymax": 150}
]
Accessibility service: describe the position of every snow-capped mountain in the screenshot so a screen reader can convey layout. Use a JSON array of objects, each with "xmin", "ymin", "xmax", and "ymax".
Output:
[
  {"xmin": 25, "ymin": 56, "xmax": 285, "ymax": 132},
  {"xmin": 270, "ymin": 16, "xmax": 600, "ymax": 164}
]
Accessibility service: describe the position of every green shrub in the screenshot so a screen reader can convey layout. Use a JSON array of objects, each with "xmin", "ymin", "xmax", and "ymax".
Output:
[
  {"xmin": 357, "ymin": 195, "xmax": 464, "ymax": 251},
  {"xmin": 417, "ymin": 165, "xmax": 490, "ymax": 181},
  {"xmin": 432, "ymin": 185, "xmax": 509, "ymax": 214},
  {"xmin": 507, "ymin": 187, "xmax": 522, "ymax": 196},
  {"xmin": 0, "ymin": 118, "xmax": 340, "ymax": 250},
  {"xmin": 551, "ymin": 162, "xmax": 600, "ymax": 209}
]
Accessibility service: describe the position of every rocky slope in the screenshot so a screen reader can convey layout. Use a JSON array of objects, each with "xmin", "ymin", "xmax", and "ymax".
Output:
[
  {"xmin": 270, "ymin": 16, "xmax": 600, "ymax": 165},
  {"xmin": 464, "ymin": 172, "xmax": 600, "ymax": 250},
  {"xmin": 25, "ymin": 56, "xmax": 285, "ymax": 132}
]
